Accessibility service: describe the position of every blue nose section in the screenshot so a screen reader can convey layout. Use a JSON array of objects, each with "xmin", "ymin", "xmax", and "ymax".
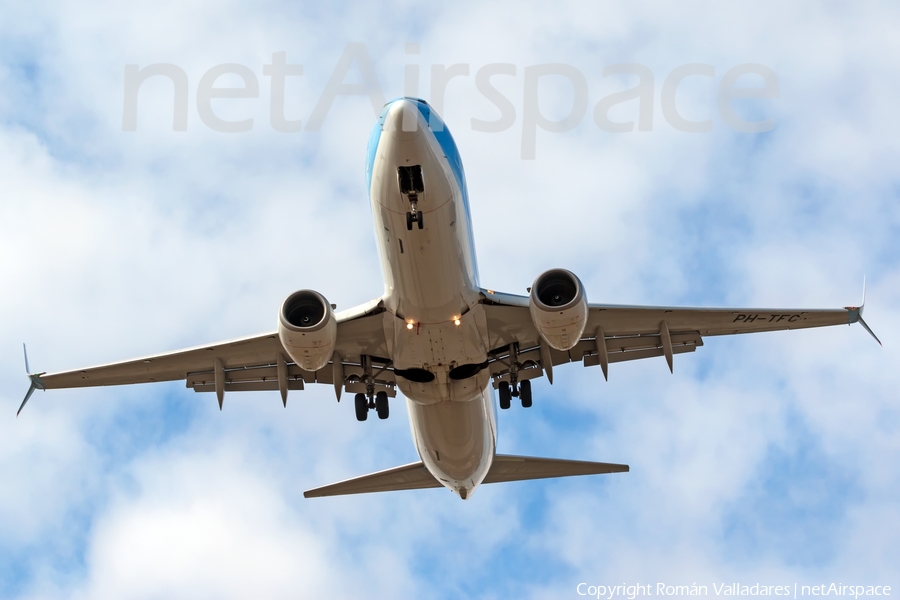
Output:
[{"xmin": 367, "ymin": 98, "xmax": 435, "ymax": 191}]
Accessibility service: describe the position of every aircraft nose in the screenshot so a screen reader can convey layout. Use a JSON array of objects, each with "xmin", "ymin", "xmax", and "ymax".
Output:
[{"xmin": 383, "ymin": 99, "xmax": 423, "ymax": 140}]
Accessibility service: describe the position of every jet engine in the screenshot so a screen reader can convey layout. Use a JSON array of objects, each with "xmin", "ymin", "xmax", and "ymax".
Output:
[
  {"xmin": 529, "ymin": 268, "xmax": 588, "ymax": 351},
  {"xmin": 278, "ymin": 290, "xmax": 337, "ymax": 372}
]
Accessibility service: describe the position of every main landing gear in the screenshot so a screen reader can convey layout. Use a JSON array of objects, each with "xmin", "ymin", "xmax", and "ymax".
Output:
[
  {"xmin": 355, "ymin": 391, "xmax": 390, "ymax": 421},
  {"xmin": 354, "ymin": 355, "xmax": 390, "ymax": 422},
  {"xmin": 498, "ymin": 379, "xmax": 532, "ymax": 410},
  {"xmin": 498, "ymin": 342, "xmax": 533, "ymax": 410},
  {"xmin": 398, "ymin": 165, "xmax": 425, "ymax": 231}
]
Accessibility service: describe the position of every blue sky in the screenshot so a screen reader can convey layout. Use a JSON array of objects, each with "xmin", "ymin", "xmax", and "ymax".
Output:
[{"xmin": 1, "ymin": 2, "xmax": 898, "ymax": 598}]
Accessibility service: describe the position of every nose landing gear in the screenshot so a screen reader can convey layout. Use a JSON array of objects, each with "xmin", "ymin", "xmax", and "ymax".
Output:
[
  {"xmin": 399, "ymin": 165, "xmax": 425, "ymax": 231},
  {"xmin": 406, "ymin": 206, "xmax": 423, "ymax": 231}
]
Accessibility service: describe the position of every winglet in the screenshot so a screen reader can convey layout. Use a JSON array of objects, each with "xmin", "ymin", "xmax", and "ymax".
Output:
[
  {"xmin": 862, "ymin": 275, "xmax": 867, "ymax": 308},
  {"xmin": 18, "ymin": 344, "xmax": 47, "ymax": 417},
  {"xmin": 845, "ymin": 277, "xmax": 882, "ymax": 347},
  {"xmin": 857, "ymin": 315, "xmax": 882, "ymax": 347}
]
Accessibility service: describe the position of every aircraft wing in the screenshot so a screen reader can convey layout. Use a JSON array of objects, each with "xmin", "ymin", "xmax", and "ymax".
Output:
[
  {"xmin": 478, "ymin": 289, "xmax": 874, "ymax": 384},
  {"xmin": 22, "ymin": 298, "xmax": 393, "ymax": 412}
]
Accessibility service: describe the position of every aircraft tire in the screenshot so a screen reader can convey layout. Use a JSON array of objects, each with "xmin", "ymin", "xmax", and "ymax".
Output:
[
  {"xmin": 417, "ymin": 211, "xmax": 424, "ymax": 229},
  {"xmin": 375, "ymin": 391, "xmax": 389, "ymax": 419},
  {"xmin": 520, "ymin": 380, "xmax": 532, "ymax": 408},
  {"xmin": 499, "ymin": 382, "xmax": 511, "ymax": 409},
  {"xmin": 355, "ymin": 393, "xmax": 368, "ymax": 421}
]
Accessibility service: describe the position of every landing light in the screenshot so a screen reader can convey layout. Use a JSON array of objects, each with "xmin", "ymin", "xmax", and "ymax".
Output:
[
  {"xmin": 406, "ymin": 321, "xmax": 414, "ymax": 330},
  {"xmin": 453, "ymin": 318, "xmax": 461, "ymax": 326}
]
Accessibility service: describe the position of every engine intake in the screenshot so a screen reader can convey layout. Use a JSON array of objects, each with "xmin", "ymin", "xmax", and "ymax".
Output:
[
  {"xmin": 278, "ymin": 290, "xmax": 337, "ymax": 372},
  {"xmin": 529, "ymin": 268, "xmax": 588, "ymax": 351}
]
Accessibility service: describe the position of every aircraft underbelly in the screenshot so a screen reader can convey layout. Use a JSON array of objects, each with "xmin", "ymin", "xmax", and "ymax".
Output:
[
  {"xmin": 369, "ymin": 99, "xmax": 496, "ymax": 497},
  {"xmin": 406, "ymin": 385, "xmax": 496, "ymax": 494},
  {"xmin": 370, "ymin": 107, "xmax": 480, "ymax": 325}
]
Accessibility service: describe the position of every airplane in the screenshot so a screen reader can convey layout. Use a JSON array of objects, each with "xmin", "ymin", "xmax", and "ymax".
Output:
[{"xmin": 18, "ymin": 97, "xmax": 881, "ymax": 500}]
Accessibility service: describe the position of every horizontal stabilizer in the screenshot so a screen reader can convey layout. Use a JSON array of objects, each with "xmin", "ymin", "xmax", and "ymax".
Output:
[
  {"xmin": 303, "ymin": 454, "xmax": 628, "ymax": 498},
  {"xmin": 303, "ymin": 461, "xmax": 440, "ymax": 497},
  {"xmin": 485, "ymin": 454, "xmax": 629, "ymax": 483}
]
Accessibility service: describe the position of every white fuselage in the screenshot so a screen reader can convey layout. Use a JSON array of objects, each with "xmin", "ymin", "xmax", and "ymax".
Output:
[{"xmin": 367, "ymin": 98, "xmax": 496, "ymax": 499}]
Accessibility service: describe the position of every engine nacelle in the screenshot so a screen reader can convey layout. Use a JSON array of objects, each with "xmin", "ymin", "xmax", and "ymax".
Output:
[
  {"xmin": 277, "ymin": 290, "xmax": 337, "ymax": 372},
  {"xmin": 529, "ymin": 268, "xmax": 588, "ymax": 351}
]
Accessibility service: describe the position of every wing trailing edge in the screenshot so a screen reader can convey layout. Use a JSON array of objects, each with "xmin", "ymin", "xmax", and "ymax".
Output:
[{"xmin": 303, "ymin": 454, "xmax": 629, "ymax": 498}]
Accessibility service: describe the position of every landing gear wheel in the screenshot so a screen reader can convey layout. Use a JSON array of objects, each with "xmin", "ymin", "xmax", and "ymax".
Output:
[
  {"xmin": 406, "ymin": 211, "xmax": 413, "ymax": 231},
  {"xmin": 416, "ymin": 211, "xmax": 424, "ymax": 229},
  {"xmin": 354, "ymin": 393, "xmax": 368, "ymax": 421},
  {"xmin": 499, "ymin": 381, "xmax": 511, "ymax": 410},
  {"xmin": 519, "ymin": 379, "xmax": 532, "ymax": 408},
  {"xmin": 375, "ymin": 391, "xmax": 389, "ymax": 420}
]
